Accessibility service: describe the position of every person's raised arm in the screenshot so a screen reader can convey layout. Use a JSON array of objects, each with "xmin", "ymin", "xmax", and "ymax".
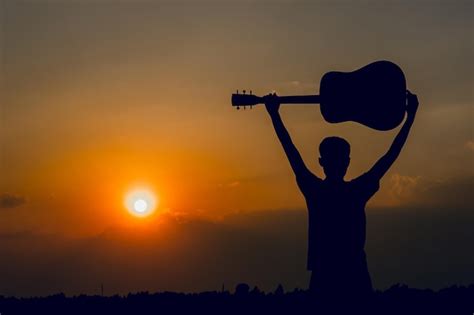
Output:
[
  {"xmin": 265, "ymin": 93, "xmax": 317, "ymax": 187},
  {"xmin": 367, "ymin": 91, "xmax": 419, "ymax": 181}
]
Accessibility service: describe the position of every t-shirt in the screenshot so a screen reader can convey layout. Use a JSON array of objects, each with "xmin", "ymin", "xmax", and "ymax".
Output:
[{"xmin": 297, "ymin": 172, "xmax": 379, "ymax": 271}]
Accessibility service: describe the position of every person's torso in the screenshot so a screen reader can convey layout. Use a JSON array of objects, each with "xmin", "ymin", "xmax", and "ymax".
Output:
[{"xmin": 303, "ymin": 178, "xmax": 370, "ymax": 270}]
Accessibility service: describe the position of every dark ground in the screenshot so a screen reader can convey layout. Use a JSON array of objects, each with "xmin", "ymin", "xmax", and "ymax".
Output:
[{"xmin": 1, "ymin": 284, "xmax": 473, "ymax": 315}]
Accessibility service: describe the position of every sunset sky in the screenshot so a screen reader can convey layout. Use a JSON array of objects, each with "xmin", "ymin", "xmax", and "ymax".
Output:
[{"xmin": 0, "ymin": 0, "xmax": 473, "ymax": 296}]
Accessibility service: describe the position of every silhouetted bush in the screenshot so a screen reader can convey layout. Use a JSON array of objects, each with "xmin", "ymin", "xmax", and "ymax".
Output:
[
  {"xmin": 235, "ymin": 283, "xmax": 250, "ymax": 296},
  {"xmin": 0, "ymin": 284, "xmax": 472, "ymax": 315}
]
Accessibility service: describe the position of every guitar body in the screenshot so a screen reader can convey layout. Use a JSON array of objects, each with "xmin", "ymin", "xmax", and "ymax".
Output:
[
  {"xmin": 231, "ymin": 60, "xmax": 407, "ymax": 131},
  {"xmin": 319, "ymin": 60, "xmax": 406, "ymax": 131}
]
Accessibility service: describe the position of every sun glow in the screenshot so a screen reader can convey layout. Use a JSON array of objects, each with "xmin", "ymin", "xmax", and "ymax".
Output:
[{"xmin": 125, "ymin": 188, "xmax": 158, "ymax": 217}]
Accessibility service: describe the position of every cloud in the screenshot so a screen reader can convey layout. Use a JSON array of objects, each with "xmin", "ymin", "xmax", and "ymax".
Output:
[
  {"xmin": 1, "ymin": 206, "xmax": 473, "ymax": 296},
  {"xmin": 0, "ymin": 193, "xmax": 26, "ymax": 209},
  {"xmin": 421, "ymin": 176, "xmax": 474, "ymax": 210},
  {"xmin": 387, "ymin": 174, "xmax": 474, "ymax": 210},
  {"xmin": 279, "ymin": 80, "xmax": 317, "ymax": 92},
  {"xmin": 465, "ymin": 140, "xmax": 474, "ymax": 152},
  {"xmin": 227, "ymin": 181, "xmax": 240, "ymax": 188},
  {"xmin": 0, "ymin": 210, "xmax": 309, "ymax": 296},
  {"xmin": 389, "ymin": 174, "xmax": 422, "ymax": 202},
  {"xmin": 218, "ymin": 180, "xmax": 240, "ymax": 189}
]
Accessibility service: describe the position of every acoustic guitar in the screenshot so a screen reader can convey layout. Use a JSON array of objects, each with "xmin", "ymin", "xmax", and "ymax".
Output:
[{"xmin": 231, "ymin": 60, "xmax": 407, "ymax": 131}]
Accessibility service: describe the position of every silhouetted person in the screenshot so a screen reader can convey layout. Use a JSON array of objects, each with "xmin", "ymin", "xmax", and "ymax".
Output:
[{"xmin": 265, "ymin": 91, "xmax": 419, "ymax": 299}]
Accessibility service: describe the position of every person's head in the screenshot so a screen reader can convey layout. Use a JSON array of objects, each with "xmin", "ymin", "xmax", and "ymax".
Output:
[{"xmin": 319, "ymin": 136, "xmax": 350, "ymax": 181}]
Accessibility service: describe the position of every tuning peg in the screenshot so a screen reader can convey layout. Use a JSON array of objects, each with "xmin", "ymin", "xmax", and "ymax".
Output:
[{"xmin": 236, "ymin": 106, "xmax": 240, "ymax": 110}]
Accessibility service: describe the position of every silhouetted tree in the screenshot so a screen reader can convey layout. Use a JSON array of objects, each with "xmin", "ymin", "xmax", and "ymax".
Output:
[
  {"xmin": 235, "ymin": 283, "xmax": 250, "ymax": 296},
  {"xmin": 274, "ymin": 284, "xmax": 284, "ymax": 296}
]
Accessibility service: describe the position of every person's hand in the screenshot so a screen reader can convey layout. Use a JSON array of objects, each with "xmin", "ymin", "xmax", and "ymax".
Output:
[
  {"xmin": 265, "ymin": 93, "xmax": 280, "ymax": 116},
  {"xmin": 406, "ymin": 90, "xmax": 419, "ymax": 118}
]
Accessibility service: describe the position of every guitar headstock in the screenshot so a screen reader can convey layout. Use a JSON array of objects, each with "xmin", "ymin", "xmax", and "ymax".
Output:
[{"xmin": 231, "ymin": 90, "xmax": 262, "ymax": 110}]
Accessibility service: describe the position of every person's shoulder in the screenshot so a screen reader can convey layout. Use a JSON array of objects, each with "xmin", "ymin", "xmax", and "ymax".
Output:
[
  {"xmin": 297, "ymin": 172, "xmax": 322, "ymax": 194},
  {"xmin": 351, "ymin": 171, "xmax": 379, "ymax": 184},
  {"xmin": 350, "ymin": 172, "xmax": 380, "ymax": 196},
  {"xmin": 298, "ymin": 171, "xmax": 322, "ymax": 184},
  {"xmin": 311, "ymin": 173, "xmax": 323, "ymax": 182},
  {"xmin": 310, "ymin": 173, "xmax": 323, "ymax": 187}
]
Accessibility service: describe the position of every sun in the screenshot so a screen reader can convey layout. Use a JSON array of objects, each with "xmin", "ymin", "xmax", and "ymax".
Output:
[
  {"xmin": 124, "ymin": 188, "xmax": 158, "ymax": 217},
  {"xmin": 133, "ymin": 199, "xmax": 148, "ymax": 213}
]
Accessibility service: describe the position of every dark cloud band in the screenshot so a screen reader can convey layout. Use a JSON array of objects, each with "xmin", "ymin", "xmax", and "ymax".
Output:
[{"xmin": 0, "ymin": 193, "xmax": 26, "ymax": 209}]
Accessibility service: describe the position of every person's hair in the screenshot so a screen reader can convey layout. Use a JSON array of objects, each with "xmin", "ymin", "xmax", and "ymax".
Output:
[{"xmin": 319, "ymin": 136, "xmax": 350, "ymax": 158}]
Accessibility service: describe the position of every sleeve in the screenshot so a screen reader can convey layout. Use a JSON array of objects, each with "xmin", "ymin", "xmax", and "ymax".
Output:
[
  {"xmin": 353, "ymin": 172, "xmax": 380, "ymax": 201},
  {"xmin": 296, "ymin": 172, "xmax": 320, "ymax": 198}
]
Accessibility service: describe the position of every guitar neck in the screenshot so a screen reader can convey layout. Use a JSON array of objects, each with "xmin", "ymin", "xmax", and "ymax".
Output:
[
  {"xmin": 274, "ymin": 95, "xmax": 320, "ymax": 104},
  {"xmin": 231, "ymin": 93, "xmax": 320, "ymax": 107}
]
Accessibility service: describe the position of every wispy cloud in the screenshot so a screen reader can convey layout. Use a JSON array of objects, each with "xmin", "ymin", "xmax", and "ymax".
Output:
[
  {"xmin": 218, "ymin": 180, "xmax": 241, "ymax": 189},
  {"xmin": 0, "ymin": 193, "xmax": 26, "ymax": 209},
  {"xmin": 280, "ymin": 80, "xmax": 317, "ymax": 91},
  {"xmin": 389, "ymin": 173, "xmax": 422, "ymax": 203},
  {"xmin": 465, "ymin": 140, "xmax": 474, "ymax": 152},
  {"xmin": 387, "ymin": 174, "xmax": 474, "ymax": 209}
]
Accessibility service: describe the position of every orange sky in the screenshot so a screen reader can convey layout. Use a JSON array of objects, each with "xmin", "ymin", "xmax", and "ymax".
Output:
[{"xmin": 0, "ymin": 1, "xmax": 473, "ymax": 295}]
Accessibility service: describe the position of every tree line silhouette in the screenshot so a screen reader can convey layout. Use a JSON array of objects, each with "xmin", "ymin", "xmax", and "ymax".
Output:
[{"xmin": 0, "ymin": 283, "xmax": 473, "ymax": 315}]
